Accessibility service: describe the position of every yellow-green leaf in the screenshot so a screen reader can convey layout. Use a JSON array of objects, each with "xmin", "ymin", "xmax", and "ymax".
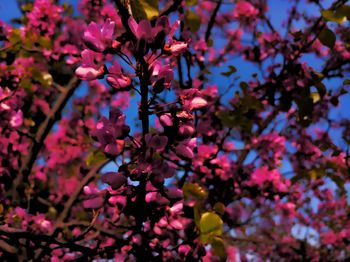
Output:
[
  {"xmin": 199, "ymin": 212, "xmax": 223, "ymax": 243},
  {"xmin": 321, "ymin": 9, "xmax": 347, "ymax": 24},
  {"xmin": 186, "ymin": 0, "xmax": 197, "ymax": 6},
  {"xmin": 86, "ymin": 150, "xmax": 107, "ymax": 167},
  {"xmin": 37, "ymin": 36, "xmax": 52, "ymax": 49},
  {"xmin": 336, "ymin": 5, "xmax": 350, "ymax": 20},
  {"xmin": 194, "ymin": 203, "xmax": 201, "ymax": 228},
  {"xmin": 211, "ymin": 237, "xmax": 227, "ymax": 261},
  {"xmin": 311, "ymin": 92, "xmax": 320, "ymax": 103},
  {"xmin": 185, "ymin": 11, "xmax": 201, "ymax": 32},
  {"xmin": 9, "ymin": 29, "xmax": 21, "ymax": 44},
  {"xmin": 130, "ymin": 0, "xmax": 159, "ymax": 21},
  {"xmin": 21, "ymin": 3, "xmax": 33, "ymax": 12},
  {"xmin": 183, "ymin": 182, "xmax": 207, "ymax": 201},
  {"xmin": 213, "ymin": 202, "xmax": 225, "ymax": 215}
]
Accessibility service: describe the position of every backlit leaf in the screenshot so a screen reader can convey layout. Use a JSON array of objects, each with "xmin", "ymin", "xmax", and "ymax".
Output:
[
  {"xmin": 211, "ymin": 237, "xmax": 227, "ymax": 261},
  {"xmin": 321, "ymin": 9, "xmax": 347, "ymax": 24},
  {"xmin": 183, "ymin": 182, "xmax": 207, "ymax": 201},
  {"xmin": 130, "ymin": 0, "xmax": 159, "ymax": 21},
  {"xmin": 199, "ymin": 212, "xmax": 223, "ymax": 243},
  {"xmin": 86, "ymin": 150, "xmax": 107, "ymax": 167}
]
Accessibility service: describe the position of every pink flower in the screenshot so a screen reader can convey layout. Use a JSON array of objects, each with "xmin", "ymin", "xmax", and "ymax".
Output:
[
  {"xmin": 321, "ymin": 231, "xmax": 337, "ymax": 245},
  {"xmin": 178, "ymin": 245, "xmax": 191, "ymax": 257},
  {"xmin": 94, "ymin": 108, "xmax": 129, "ymax": 156},
  {"xmin": 106, "ymin": 61, "xmax": 131, "ymax": 89},
  {"xmin": 75, "ymin": 49, "xmax": 105, "ymax": 81},
  {"xmin": 233, "ymin": 1, "xmax": 259, "ymax": 18},
  {"xmin": 165, "ymin": 188, "xmax": 183, "ymax": 200},
  {"xmin": 83, "ymin": 19, "xmax": 115, "ymax": 52},
  {"xmin": 247, "ymin": 166, "xmax": 289, "ymax": 193},
  {"xmin": 164, "ymin": 41, "xmax": 188, "ymax": 55},
  {"xmin": 152, "ymin": 65, "xmax": 174, "ymax": 91},
  {"xmin": 34, "ymin": 215, "xmax": 52, "ymax": 232},
  {"xmin": 83, "ymin": 185, "xmax": 100, "ymax": 195},
  {"xmin": 178, "ymin": 124, "xmax": 195, "ymax": 138},
  {"xmin": 159, "ymin": 113, "xmax": 173, "ymax": 127},
  {"xmin": 83, "ymin": 197, "xmax": 104, "ymax": 209},
  {"xmin": 10, "ymin": 110, "xmax": 23, "ymax": 127},
  {"xmin": 190, "ymin": 97, "xmax": 208, "ymax": 110},
  {"xmin": 26, "ymin": 0, "xmax": 63, "ymax": 37},
  {"xmin": 146, "ymin": 134, "xmax": 168, "ymax": 151},
  {"xmin": 101, "ymin": 172, "xmax": 127, "ymax": 190},
  {"xmin": 146, "ymin": 192, "xmax": 170, "ymax": 206},
  {"xmin": 152, "ymin": 160, "xmax": 175, "ymax": 179},
  {"xmin": 128, "ymin": 17, "xmax": 161, "ymax": 43},
  {"xmin": 175, "ymin": 144, "xmax": 194, "ymax": 159}
]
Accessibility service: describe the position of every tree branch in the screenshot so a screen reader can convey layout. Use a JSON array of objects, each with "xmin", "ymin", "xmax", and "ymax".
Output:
[
  {"xmin": 12, "ymin": 76, "xmax": 81, "ymax": 204},
  {"xmin": 205, "ymin": 0, "xmax": 222, "ymax": 42}
]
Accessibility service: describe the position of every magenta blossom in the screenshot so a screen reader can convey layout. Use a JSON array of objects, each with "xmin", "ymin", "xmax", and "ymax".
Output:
[
  {"xmin": 75, "ymin": 49, "xmax": 105, "ymax": 81},
  {"xmin": 101, "ymin": 172, "xmax": 127, "ymax": 190},
  {"xmin": 145, "ymin": 134, "xmax": 168, "ymax": 152},
  {"xmin": 93, "ymin": 108, "xmax": 129, "ymax": 156},
  {"xmin": 83, "ymin": 19, "xmax": 116, "ymax": 52},
  {"xmin": 106, "ymin": 61, "xmax": 131, "ymax": 89},
  {"xmin": 233, "ymin": 1, "xmax": 259, "ymax": 18},
  {"xmin": 128, "ymin": 17, "xmax": 161, "ymax": 43},
  {"xmin": 164, "ymin": 41, "xmax": 188, "ymax": 56}
]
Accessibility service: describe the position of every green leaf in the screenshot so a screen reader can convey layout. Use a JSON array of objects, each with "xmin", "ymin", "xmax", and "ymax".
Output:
[
  {"xmin": 336, "ymin": 5, "xmax": 350, "ymax": 20},
  {"xmin": 183, "ymin": 183, "xmax": 207, "ymax": 201},
  {"xmin": 199, "ymin": 212, "xmax": 223, "ymax": 243},
  {"xmin": 221, "ymin": 65, "xmax": 237, "ymax": 77},
  {"xmin": 86, "ymin": 150, "xmax": 107, "ymax": 167},
  {"xmin": 340, "ymin": 88, "xmax": 348, "ymax": 95},
  {"xmin": 130, "ymin": 0, "xmax": 159, "ymax": 21},
  {"xmin": 9, "ymin": 29, "xmax": 21, "ymax": 44},
  {"xmin": 321, "ymin": 9, "xmax": 347, "ymax": 24},
  {"xmin": 216, "ymin": 111, "xmax": 253, "ymax": 133},
  {"xmin": 296, "ymin": 96, "xmax": 313, "ymax": 127},
  {"xmin": 185, "ymin": 11, "xmax": 201, "ymax": 32},
  {"xmin": 216, "ymin": 111, "xmax": 236, "ymax": 128},
  {"xmin": 311, "ymin": 71, "xmax": 324, "ymax": 81},
  {"xmin": 211, "ymin": 237, "xmax": 227, "ymax": 261},
  {"xmin": 194, "ymin": 203, "xmax": 201, "ymax": 228},
  {"xmin": 240, "ymin": 95, "xmax": 263, "ymax": 113},
  {"xmin": 29, "ymin": 67, "xmax": 53, "ymax": 88},
  {"xmin": 314, "ymin": 82, "xmax": 327, "ymax": 98},
  {"xmin": 213, "ymin": 202, "xmax": 225, "ymax": 215},
  {"xmin": 63, "ymin": 2, "xmax": 74, "ymax": 16},
  {"xmin": 239, "ymin": 81, "xmax": 249, "ymax": 92},
  {"xmin": 37, "ymin": 36, "xmax": 52, "ymax": 49},
  {"xmin": 318, "ymin": 26, "xmax": 336, "ymax": 49},
  {"xmin": 19, "ymin": 78, "xmax": 32, "ymax": 91},
  {"xmin": 311, "ymin": 92, "xmax": 321, "ymax": 103},
  {"xmin": 330, "ymin": 96, "xmax": 339, "ymax": 106},
  {"xmin": 343, "ymin": 79, "xmax": 350, "ymax": 85},
  {"xmin": 328, "ymin": 173, "xmax": 345, "ymax": 193},
  {"xmin": 186, "ymin": 0, "xmax": 198, "ymax": 6},
  {"xmin": 21, "ymin": 3, "xmax": 33, "ymax": 12}
]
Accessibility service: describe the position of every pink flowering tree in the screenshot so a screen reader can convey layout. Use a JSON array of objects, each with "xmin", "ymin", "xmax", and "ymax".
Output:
[{"xmin": 1, "ymin": 0, "xmax": 350, "ymax": 260}]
